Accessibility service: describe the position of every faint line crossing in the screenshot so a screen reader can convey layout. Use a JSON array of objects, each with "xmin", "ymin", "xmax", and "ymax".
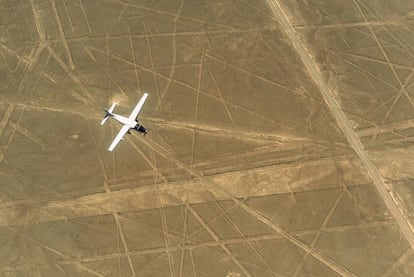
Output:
[
  {"xmin": 381, "ymin": 249, "xmax": 413, "ymax": 277},
  {"xmin": 79, "ymin": 0, "xmax": 92, "ymax": 34},
  {"xmin": 294, "ymin": 20, "xmax": 404, "ymax": 30},
  {"xmin": 0, "ymin": 105, "xmax": 22, "ymax": 165},
  {"xmin": 209, "ymin": 68, "xmax": 234, "ymax": 122},
  {"xmin": 293, "ymin": 190, "xmax": 345, "ymax": 276},
  {"xmin": 113, "ymin": 212, "xmax": 137, "ymax": 277},
  {"xmin": 85, "ymin": 46, "xmax": 284, "ymax": 125},
  {"xmin": 151, "ymin": 151, "xmax": 176, "ymax": 277},
  {"xmin": 50, "ymin": 0, "xmax": 75, "ymax": 69},
  {"xmin": 186, "ymin": 204, "xmax": 252, "ymax": 277},
  {"xmin": 86, "ymin": 120, "xmax": 136, "ymax": 276},
  {"xmin": 214, "ymin": 202, "xmax": 277, "ymax": 275},
  {"xmin": 30, "ymin": 0, "xmax": 46, "ymax": 41},
  {"xmin": 0, "ymin": 220, "xmax": 396, "ymax": 272},
  {"xmin": 357, "ymin": 118, "xmax": 414, "ymax": 137},
  {"xmin": 5, "ymin": 226, "xmax": 104, "ymax": 276},
  {"xmin": 9, "ymin": 121, "xmax": 46, "ymax": 150},
  {"xmin": 352, "ymin": 0, "xmax": 414, "ymax": 108},
  {"xmin": 135, "ymin": 135, "xmax": 358, "ymax": 277},
  {"xmin": 0, "ymin": 104, "xmax": 14, "ymax": 137},
  {"xmin": 265, "ymin": 0, "xmax": 414, "ymax": 251}
]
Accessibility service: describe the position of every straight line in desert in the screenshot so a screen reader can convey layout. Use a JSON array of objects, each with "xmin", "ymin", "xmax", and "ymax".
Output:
[
  {"xmin": 4, "ymin": 226, "xmax": 104, "ymax": 277},
  {"xmin": 1, "ymin": 220, "xmax": 394, "ymax": 274},
  {"xmin": 356, "ymin": 118, "xmax": 414, "ymax": 138},
  {"xmin": 46, "ymin": 45, "xmax": 94, "ymax": 103},
  {"xmin": 113, "ymin": 212, "xmax": 137, "ymax": 277},
  {"xmin": 294, "ymin": 20, "xmax": 404, "ymax": 30},
  {"xmin": 0, "ymin": 99, "xmax": 344, "ymax": 150},
  {"xmin": 79, "ymin": 0, "xmax": 93, "ymax": 34},
  {"xmin": 0, "ymin": 155, "xmax": 369, "ymax": 225},
  {"xmin": 136, "ymin": 134, "xmax": 358, "ymax": 277},
  {"xmin": 8, "ymin": 121, "xmax": 46, "ymax": 150},
  {"xmin": 381, "ymin": 249, "xmax": 413, "ymax": 277},
  {"xmin": 86, "ymin": 46, "xmax": 282, "ymax": 125},
  {"xmin": 265, "ymin": 0, "xmax": 414, "ymax": 250},
  {"xmin": 50, "ymin": 0, "xmax": 75, "ymax": 69},
  {"xmin": 0, "ymin": 42, "xmax": 58, "ymax": 85},
  {"xmin": 30, "ymin": 0, "xmax": 46, "ymax": 42},
  {"xmin": 65, "ymin": 27, "xmax": 282, "ymax": 43},
  {"xmin": 147, "ymin": 117, "xmax": 305, "ymax": 144},
  {"xmin": 187, "ymin": 204, "xmax": 252, "ymax": 277},
  {"xmin": 0, "ymin": 107, "xmax": 24, "ymax": 165},
  {"xmin": 335, "ymin": 50, "xmax": 413, "ymax": 71},
  {"xmin": 214, "ymin": 201, "xmax": 276, "ymax": 274},
  {"xmin": 0, "ymin": 104, "xmax": 15, "ymax": 137},
  {"xmin": 109, "ymin": 0, "xmax": 247, "ymax": 32}
]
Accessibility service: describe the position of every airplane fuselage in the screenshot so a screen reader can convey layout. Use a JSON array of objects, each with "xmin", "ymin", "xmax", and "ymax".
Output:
[
  {"xmin": 112, "ymin": 114, "xmax": 135, "ymax": 127},
  {"xmin": 111, "ymin": 113, "xmax": 147, "ymax": 134}
]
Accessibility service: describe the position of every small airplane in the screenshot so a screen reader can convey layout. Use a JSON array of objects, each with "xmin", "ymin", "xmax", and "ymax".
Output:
[{"xmin": 101, "ymin": 93, "xmax": 149, "ymax": 151}]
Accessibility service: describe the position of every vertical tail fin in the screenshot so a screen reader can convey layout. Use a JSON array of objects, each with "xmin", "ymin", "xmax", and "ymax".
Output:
[{"xmin": 100, "ymin": 103, "xmax": 116, "ymax": 125}]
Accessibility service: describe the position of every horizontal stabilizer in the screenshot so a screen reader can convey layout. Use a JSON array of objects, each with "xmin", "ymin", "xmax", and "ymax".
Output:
[
  {"xmin": 108, "ymin": 102, "xmax": 116, "ymax": 113},
  {"xmin": 100, "ymin": 103, "xmax": 117, "ymax": 125},
  {"xmin": 100, "ymin": 116, "xmax": 110, "ymax": 126}
]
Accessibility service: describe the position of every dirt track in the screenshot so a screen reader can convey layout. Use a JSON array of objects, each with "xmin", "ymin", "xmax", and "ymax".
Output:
[{"xmin": 1, "ymin": 0, "xmax": 414, "ymax": 276}]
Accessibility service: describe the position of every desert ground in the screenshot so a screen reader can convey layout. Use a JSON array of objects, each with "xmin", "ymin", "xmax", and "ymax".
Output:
[{"xmin": 0, "ymin": 0, "xmax": 414, "ymax": 276}]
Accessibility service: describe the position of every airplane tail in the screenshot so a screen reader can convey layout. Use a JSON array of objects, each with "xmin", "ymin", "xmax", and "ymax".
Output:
[{"xmin": 100, "ymin": 103, "xmax": 116, "ymax": 125}]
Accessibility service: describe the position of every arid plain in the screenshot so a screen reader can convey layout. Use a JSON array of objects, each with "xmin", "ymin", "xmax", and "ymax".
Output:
[{"xmin": 1, "ymin": 0, "xmax": 414, "ymax": 276}]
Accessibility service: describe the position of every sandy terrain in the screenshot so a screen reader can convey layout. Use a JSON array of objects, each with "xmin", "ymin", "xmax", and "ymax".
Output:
[{"xmin": 0, "ymin": 0, "xmax": 413, "ymax": 276}]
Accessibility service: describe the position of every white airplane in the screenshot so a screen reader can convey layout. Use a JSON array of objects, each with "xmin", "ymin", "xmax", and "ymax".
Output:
[{"xmin": 101, "ymin": 93, "xmax": 149, "ymax": 151}]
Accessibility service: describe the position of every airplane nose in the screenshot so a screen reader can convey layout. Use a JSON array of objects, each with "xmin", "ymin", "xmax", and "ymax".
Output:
[{"xmin": 135, "ymin": 124, "xmax": 147, "ymax": 134}]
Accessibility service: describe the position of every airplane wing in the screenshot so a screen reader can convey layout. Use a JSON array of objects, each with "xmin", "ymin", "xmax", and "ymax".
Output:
[
  {"xmin": 128, "ymin": 93, "xmax": 149, "ymax": 121},
  {"xmin": 108, "ymin": 125, "xmax": 130, "ymax": 151}
]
